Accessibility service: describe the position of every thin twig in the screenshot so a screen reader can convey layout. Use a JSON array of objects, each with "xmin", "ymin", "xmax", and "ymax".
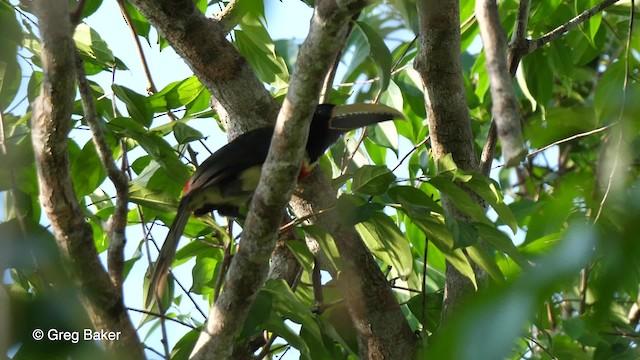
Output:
[
  {"xmin": 528, "ymin": 0, "xmax": 622, "ymax": 53},
  {"xmin": 127, "ymin": 308, "xmax": 198, "ymax": 330},
  {"xmin": 115, "ymin": 0, "xmax": 157, "ymax": 94},
  {"xmin": 594, "ymin": 0, "xmax": 634, "ymax": 223},
  {"xmin": 524, "ymin": 335, "xmax": 557, "ymax": 359},
  {"xmin": 279, "ymin": 206, "xmax": 336, "ymax": 233},
  {"xmin": 254, "ymin": 337, "xmax": 278, "ymax": 360},
  {"xmin": 391, "ymin": 285, "xmax": 420, "ymax": 294},
  {"xmin": 579, "ymin": 268, "xmax": 589, "ymax": 314},
  {"xmin": 69, "ymin": 0, "xmax": 86, "ymax": 26},
  {"xmin": 527, "ymin": 123, "xmax": 616, "ymax": 159},
  {"xmin": 214, "ymin": 223, "xmax": 233, "ymax": 303},
  {"xmin": 421, "ymin": 238, "xmax": 429, "ymax": 335},
  {"xmin": 213, "ymin": 0, "xmax": 241, "ymax": 34},
  {"xmin": 392, "ymin": 136, "xmax": 430, "ymax": 173}
]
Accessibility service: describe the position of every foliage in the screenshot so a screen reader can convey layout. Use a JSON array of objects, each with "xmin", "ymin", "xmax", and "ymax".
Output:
[{"xmin": 1, "ymin": 0, "xmax": 640, "ymax": 359}]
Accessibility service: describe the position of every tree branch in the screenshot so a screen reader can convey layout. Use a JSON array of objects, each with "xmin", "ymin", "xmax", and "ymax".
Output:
[
  {"xmin": 476, "ymin": 0, "xmax": 526, "ymax": 167},
  {"xmin": 30, "ymin": 1, "xmax": 143, "ymax": 357},
  {"xmin": 480, "ymin": 0, "xmax": 530, "ymax": 175},
  {"xmin": 529, "ymin": 0, "xmax": 622, "ymax": 53},
  {"xmin": 75, "ymin": 53, "xmax": 130, "ymax": 291},
  {"xmin": 415, "ymin": 0, "xmax": 487, "ymax": 319}
]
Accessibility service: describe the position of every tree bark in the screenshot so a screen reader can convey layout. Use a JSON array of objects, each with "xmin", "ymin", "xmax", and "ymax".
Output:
[
  {"xmin": 30, "ymin": 1, "xmax": 143, "ymax": 358},
  {"xmin": 414, "ymin": 0, "xmax": 486, "ymax": 319}
]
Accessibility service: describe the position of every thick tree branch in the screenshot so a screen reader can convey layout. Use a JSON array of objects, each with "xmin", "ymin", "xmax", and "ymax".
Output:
[
  {"xmin": 415, "ymin": 0, "xmax": 486, "ymax": 319},
  {"xmin": 75, "ymin": 53, "xmax": 130, "ymax": 291},
  {"xmin": 476, "ymin": 0, "xmax": 527, "ymax": 167},
  {"xmin": 480, "ymin": 0, "xmax": 530, "ymax": 175},
  {"xmin": 30, "ymin": 1, "xmax": 143, "ymax": 357}
]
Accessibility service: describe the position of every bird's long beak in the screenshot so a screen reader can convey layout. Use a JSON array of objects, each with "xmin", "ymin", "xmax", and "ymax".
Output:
[{"xmin": 329, "ymin": 103, "xmax": 405, "ymax": 131}]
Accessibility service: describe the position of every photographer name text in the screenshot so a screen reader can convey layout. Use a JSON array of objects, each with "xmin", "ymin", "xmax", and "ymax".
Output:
[{"xmin": 32, "ymin": 328, "xmax": 122, "ymax": 343}]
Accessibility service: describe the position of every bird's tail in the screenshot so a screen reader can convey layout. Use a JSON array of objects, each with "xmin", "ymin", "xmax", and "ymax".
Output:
[{"xmin": 146, "ymin": 198, "xmax": 191, "ymax": 308}]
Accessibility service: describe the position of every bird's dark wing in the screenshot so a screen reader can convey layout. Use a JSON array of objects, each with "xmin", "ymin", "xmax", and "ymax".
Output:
[{"xmin": 186, "ymin": 127, "xmax": 274, "ymax": 193}]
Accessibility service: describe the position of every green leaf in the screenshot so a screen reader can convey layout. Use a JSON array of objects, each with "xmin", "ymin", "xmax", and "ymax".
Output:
[
  {"xmin": 0, "ymin": 3, "xmax": 21, "ymax": 109},
  {"xmin": 428, "ymin": 176, "xmax": 489, "ymax": 224},
  {"xmin": 174, "ymin": 239, "xmax": 223, "ymax": 267},
  {"xmin": 265, "ymin": 313, "xmax": 311, "ymax": 359},
  {"xmin": 426, "ymin": 223, "xmax": 596, "ymax": 360},
  {"xmin": 529, "ymin": 0, "xmax": 563, "ymax": 25},
  {"xmin": 108, "ymin": 117, "xmax": 189, "ymax": 183},
  {"xmin": 123, "ymin": 1, "xmax": 151, "ymax": 41},
  {"xmin": 302, "ymin": 225, "xmax": 340, "ymax": 271},
  {"xmin": 465, "ymin": 174, "xmax": 518, "ymax": 233},
  {"xmin": 444, "ymin": 212, "xmax": 479, "ymax": 249},
  {"xmin": 74, "ymin": 24, "xmax": 127, "ymax": 74},
  {"xmin": 123, "ymin": 240, "xmax": 144, "ymax": 280},
  {"xmin": 406, "ymin": 292, "xmax": 443, "ymax": 333},
  {"xmin": 70, "ymin": 139, "xmax": 107, "ymax": 197},
  {"xmin": 594, "ymin": 61, "xmax": 626, "ymax": 123},
  {"xmin": 263, "ymin": 280, "xmax": 323, "ymax": 353},
  {"xmin": 466, "ymin": 244, "xmax": 504, "ymax": 282},
  {"xmin": 26, "ymin": 71, "xmax": 43, "ymax": 104},
  {"xmin": 234, "ymin": 14, "xmax": 289, "ymax": 87},
  {"xmin": 71, "ymin": 0, "xmax": 103, "ymax": 19},
  {"xmin": 352, "ymin": 165, "xmax": 396, "ymax": 196},
  {"xmin": 575, "ymin": 0, "xmax": 602, "ymax": 47},
  {"xmin": 148, "ymin": 76, "xmax": 210, "ymax": 113},
  {"xmin": 355, "ymin": 212, "xmax": 413, "ymax": 277},
  {"xmin": 522, "ymin": 47, "xmax": 553, "ymax": 106},
  {"xmin": 475, "ymin": 223, "xmax": 528, "ymax": 268},
  {"xmin": 112, "ymin": 85, "xmax": 153, "ymax": 127},
  {"xmin": 354, "ymin": 21, "xmax": 393, "ymax": 93},
  {"xmin": 363, "ymin": 138, "xmax": 388, "ymax": 166},
  {"xmin": 367, "ymin": 96, "xmax": 400, "ymax": 155},
  {"xmin": 392, "ymin": 191, "xmax": 477, "ymax": 288},
  {"xmin": 241, "ymin": 290, "xmax": 273, "ymax": 339},
  {"xmin": 285, "ymin": 240, "xmax": 315, "ymax": 274},
  {"xmin": 173, "ymin": 122, "xmax": 204, "ymax": 144},
  {"xmin": 525, "ymin": 106, "xmax": 598, "ymax": 149},
  {"xmin": 191, "ymin": 253, "xmax": 218, "ymax": 295},
  {"xmin": 336, "ymin": 193, "xmax": 380, "ymax": 226},
  {"xmin": 388, "ymin": 186, "xmax": 443, "ymax": 213},
  {"xmin": 170, "ymin": 329, "xmax": 199, "ymax": 360}
]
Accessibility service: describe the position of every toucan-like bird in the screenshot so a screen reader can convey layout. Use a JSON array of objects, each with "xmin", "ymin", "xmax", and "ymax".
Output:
[{"xmin": 147, "ymin": 103, "xmax": 404, "ymax": 307}]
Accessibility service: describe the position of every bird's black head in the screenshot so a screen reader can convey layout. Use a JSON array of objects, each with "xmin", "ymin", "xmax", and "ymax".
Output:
[
  {"xmin": 305, "ymin": 103, "xmax": 405, "ymax": 164},
  {"xmin": 306, "ymin": 104, "xmax": 341, "ymax": 163}
]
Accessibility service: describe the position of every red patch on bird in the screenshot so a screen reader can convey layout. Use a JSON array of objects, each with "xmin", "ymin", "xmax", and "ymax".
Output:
[
  {"xmin": 298, "ymin": 162, "xmax": 314, "ymax": 179},
  {"xmin": 182, "ymin": 180, "xmax": 191, "ymax": 194}
]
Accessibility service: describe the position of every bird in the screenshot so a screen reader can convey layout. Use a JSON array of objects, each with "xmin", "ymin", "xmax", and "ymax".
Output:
[{"xmin": 146, "ymin": 103, "xmax": 404, "ymax": 307}]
